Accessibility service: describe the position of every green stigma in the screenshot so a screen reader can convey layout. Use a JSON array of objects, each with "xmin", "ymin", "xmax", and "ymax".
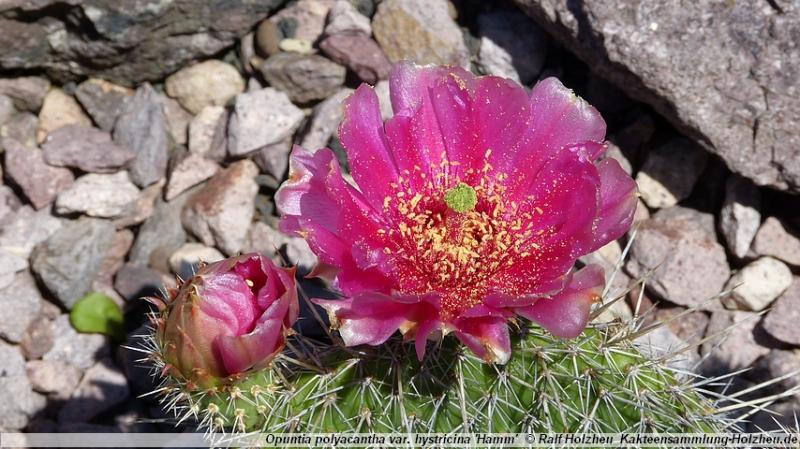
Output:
[{"xmin": 444, "ymin": 183, "xmax": 477, "ymax": 213}]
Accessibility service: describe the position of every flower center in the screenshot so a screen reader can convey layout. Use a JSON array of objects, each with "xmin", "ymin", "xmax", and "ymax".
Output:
[{"xmin": 380, "ymin": 164, "xmax": 543, "ymax": 320}]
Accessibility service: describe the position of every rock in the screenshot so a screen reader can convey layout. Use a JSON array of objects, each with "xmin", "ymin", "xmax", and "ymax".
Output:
[
  {"xmin": 160, "ymin": 95, "xmax": 192, "ymax": 146},
  {"xmin": 31, "ymin": 217, "xmax": 115, "ymax": 309},
  {"xmin": 255, "ymin": 19, "xmax": 282, "ymax": 57},
  {"xmin": 0, "ymin": 249, "xmax": 27, "ymax": 290},
  {"xmin": 763, "ymin": 278, "xmax": 800, "ymax": 346},
  {"xmin": 374, "ymin": 80, "xmax": 392, "ymax": 120},
  {"xmin": 372, "ymin": 0, "xmax": 469, "ymax": 67},
  {"xmin": 0, "ymin": 341, "xmax": 46, "ymax": 430},
  {"xmin": 93, "ymin": 229, "xmax": 134, "ymax": 293},
  {"xmin": 128, "ymin": 189, "xmax": 190, "ymax": 268},
  {"xmin": 227, "ymin": 88, "xmax": 304, "ymax": 156},
  {"xmin": 58, "ymin": 358, "xmax": 129, "ymax": 423},
  {"xmin": 36, "ymin": 88, "xmax": 92, "ymax": 142},
  {"xmin": 511, "ymin": 0, "xmax": 800, "ymax": 192},
  {"xmin": 476, "ymin": 9, "xmax": 548, "ymax": 84},
  {"xmin": 164, "ymin": 60, "xmax": 245, "ymax": 115},
  {"xmin": 0, "ymin": 95, "xmax": 14, "ymax": 125},
  {"xmin": 700, "ymin": 310, "xmax": 770, "ymax": 376},
  {"xmin": 42, "ymin": 125, "xmax": 135, "ymax": 173},
  {"xmin": 43, "ymin": 315, "xmax": 108, "ymax": 370},
  {"xmin": 300, "ymin": 88, "xmax": 352, "ymax": 151},
  {"xmin": 168, "ymin": 243, "xmax": 225, "ymax": 279},
  {"xmin": 719, "ymin": 175, "xmax": 761, "ymax": 258},
  {"xmin": 3, "ymin": 138, "xmax": 75, "ymax": 210},
  {"xmin": 325, "ymin": 0, "xmax": 372, "ymax": 35},
  {"xmin": 0, "ymin": 186, "xmax": 21, "ymax": 227},
  {"xmin": 279, "ymin": 38, "xmax": 314, "ymax": 54},
  {"xmin": 753, "ymin": 350, "xmax": 800, "ymax": 395},
  {"xmin": 634, "ymin": 326, "xmax": 697, "ymax": 373},
  {"xmin": 55, "ymin": 172, "xmax": 140, "ymax": 219},
  {"xmin": 0, "ymin": 272, "xmax": 42, "ymax": 343},
  {"xmin": 112, "ymin": 180, "xmax": 161, "ymax": 229},
  {"xmin": 650, "ymin": 306, "xmax": 710, "ymax": 344},
  {"xmin": 74, "ymin": 79, "xmax": 133, "ymax": 131},
  {"xmin": 0, "ymin": 77, "xmax": 50, "ymax": 112},
  {"xmin": 0, "ymin": 0, "xmax": 284, "ymax": 86},
  {"xmin": 601, "ymin": 142, "xmax": 633, "ymax": 175},
  {"xmin": 113, "ymin": 83, "xmax": 168, "ymax": 188},
  {"xmin": 20, "ymin": 316, "xmax": 54, "ymax": 360},
  {"xmin": 247, "ymin": 221, "xmax": 317, "ymax": 270},
  {"xmin": 26, "ymin": 360, "xmax": 82, "ymax": 400},
  {"xmin": 240, "ymin": 32, "xmax": 258, "ymax": 74},
  {"xmin": 635, "ymin": 139, "xmax": 708, "ymax": 209},
  {"xmin": 723, "ymin": 257, "xmax": 792, "ymax": 312},
  {"xmin": 252, "ymin": 139, "xmax": 292, "ymax": 180},
  {"xmin": 752, "ymin": 217, "xmax": 800, "ymax": 267},
  {"xmin": 165, "ymin": 153, "xmax": 219, "ymax": 201},
  {"xmin": 0, "ymin": 206, "xmax": 62, "ymax": 259},
  {"xmin": 113, "ymin": 264, "xmax": 165, "ymax": 301},
  {"xmin": 1, "ymin": 111, "xmax": 38, "ymax": 147},
  {"xmin": 182, "ymin": 160, "xmax": 259, "ymax": 256},
  {"xmin": 259, "ymin": 53, "xmax": 347, "ymax": 103},
  {"xmin": 626, "ymin": 206, "xmax": 730, "ymax": 309},
  {"xmin": 268, "ymin": 0, "xmax": 335, "ymax": 43},
  {"xmin": 750, "ymin": 400, "xmax": 800, "ymax": 432},
  {"xmin": 319, "ymin": 33, "xmax": 391, "ymax": 83},
  {"xmin": 188, "ymin": 106, "xmax": 227, "ymax": 161}
]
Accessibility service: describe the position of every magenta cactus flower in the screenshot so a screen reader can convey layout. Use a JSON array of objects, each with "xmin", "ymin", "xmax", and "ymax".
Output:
[
  {"xmin": 276, "ymin": 63, "xmax": 637, "ymax": 364},
  {"xmin": 156, "ymin": 254, "xmax": 298, "ymax": 389}
]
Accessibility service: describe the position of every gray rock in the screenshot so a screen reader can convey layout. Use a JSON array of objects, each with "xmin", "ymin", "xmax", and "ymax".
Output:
[
  {"xmin": 113, "ymin": 84, "xmax": 168, "ymax": 188},
  {"xmin": 0, "ymin": 206, "xmax": 62, "ymax": 259},
  {"xmin": 373, "ymin": 0, "xmax": 469, "ymax": 67},
  {"xmin": 188, "ymin": 106, "xmax": 227, "ymax": 161},
  {"xmin": 719, "ymin": 175, "xmax": 761, "ymax": 258},
  {"xmin": 301, "ymin": 88, "xmax": 352, "ymax": 151},
  {"xmin": 56, "ymin": 172, "xmax": 140, "ymax": 218},
  {"xmin": 325, "ymin": 0, "xmax": 372, "ymax": 35},
  {"xmin": 0, "ymin": 272, "xmax": 42, "ymax": 343},
  {"xmin": 164, "ymin": 60, "xmax": 245, "ymax": 115},
  {"xmin": 0, "ymin": 0, "xmax": 284, "ymax": 85},
  {"xmin": 752, "ymin": 217, "xmax": 800, "ymax": 267},
  {"xmin": 182, "ymin": 160, "xmax": 259, "ymax": 256},
  {"xmin": 0, "ymin": 341, "xmax": 46, "ymax": 430},
  {"xmin": 634, "ymin": 326, "xmax": 698, "ymax": 373},
  {"xmin": 700, "ymin": 310, "xmax": 770, "ymax": 376},
  {"xmin": 42, "ymin": 125, "xmax": 135, "ymax": 173},
  {"xmin": 26, "ymin": 359, "xmax": 82, "ymax": 400},
  {"xmin": 247, "ymin": 221, "xmax": 317, "ymax": 270},
  {"xmin": 635, "ymin": 139, "xmax": 708, "ymax": 209},
  {"xmin": 93, "ymin": 229, "xmax": 133, "ymax": 294},
  {"xmin": 3, "ymin": 138, "xmax": 75, "ymax": 210},
  {"xmin": 165, "ymin": 153, "xmax": 219, "ymax": 201},
  {"xmin": 0, "ymin": 186, "xmax": 22, "ymax": 228},
  {"xmin": 0, "ymin": 249, "xmax": 27, "ymax": 290},
  {"xmin": 0, "ymin": 77, "xmax": 50, "ymax": 112},
  {"xmin": 112, "ymin": 180, "xmax": 161, "ymax": 230},
  {"xmin": 268, "ymin": 0, "xmax": 335, "ymax": 43},
  {"xmin": 74, "ymin": 79, "xmax": 133, "ymax": 131},
  {"xmin": 750, "ymin": 400, "xmax": 800, "ymax": 432},
  {"xmin": 511, "ymin": 0, "xmax": 800, "ymax": 192},
  {"xmin": 320, "ymin": 33, "xmax": 391, "ymax": 84},
  {"xmin": 476, "ymin": 9, "xmax": 548, "ymax": 84},
  {"xmin": 0, "ymin": 111, "xmax": 38, "ymax": 147},
  {"xmin": 43, "ymin": 315, "xmax": 108, "ymax": 370},
  {"xmin": 650, "ymin": 306, "xmax": 710, "ymax": 344},
  {"xmin": 626, "ymin": 206, "xmax": 730, "ymax": 309},
  {"xmin": 58, "ymin": 358, "xmax": 129, "ymax": 423},
  {"xmin": 259, "ymin": 53, "xmax": 347, "ymax": 103},
  {"xmin": 252, "ymin": 139, "xmax": 292, "ymax": 181},
  {"xmin": 227, "ymin": 88, "xmax": 304, "ymax": 156},
  {"xmin": 0, "ymin": 94, "xmax": 14, "ymax": 125},
  {"xmin": 763, "ymin": 277, "xmax": 800, "ymax": 346},
  {"xmin": 127, "ymin": 188, "xmax": 189, "ymax": 268},
  {"xmin": 723, "ymin": 257, "xmax": 792, "ymax": 312},
  {"xmin": 160, "ymin": 95, "xmax": 192, "ymax": 147},
  {"xmin": 31, "ymin": 217, "xmax": 115, "ymax": 309},
  {"xmin": 168, "ymin": 243, "xmax": 224, "ymax": 279},
  {"xmin": 20, "ymin": 315, "xmax": 54, "ymax": 360},
  {"xmin": 36, "ymin": 88, "xmax": 92, "ymax": 142},
  {"xmin": 113, "ymin": 264, "xmax": 165, "ymax": 301},
  {"xmin": 753, "ymin": 350, "xmax": 800, "ymax": 396}
]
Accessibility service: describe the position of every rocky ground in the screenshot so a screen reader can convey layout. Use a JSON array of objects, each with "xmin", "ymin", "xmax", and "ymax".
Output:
[{"xmin": 0, "ymin": 0, "xmax": 798, "ymax": 434}]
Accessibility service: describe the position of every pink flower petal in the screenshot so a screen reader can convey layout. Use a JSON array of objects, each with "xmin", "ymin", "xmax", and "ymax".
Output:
[
  {"xmin": 339, "ymin": 86, "xmax": 398, "ymax": 210},
  {"xmin": 314, "ymin": 295, "xmax": 407, "ymax": 346},
  {"xmin": 200, "ymin": 272, "xmax": 259, "ymax": 335},
  {"xmin": 453, "ymin": 316, "xmax": 512, "ymax": 364},
  {"xmin": 590, "ymin": 158, "xmax": 638, "ymax": 251},
  {"xmin": 216, "ymin": 297, "xmax": 289, "ymax": 374},
  {"xmin": 515, "ymin": 264, "xmax": 604, "ymax": 338}
]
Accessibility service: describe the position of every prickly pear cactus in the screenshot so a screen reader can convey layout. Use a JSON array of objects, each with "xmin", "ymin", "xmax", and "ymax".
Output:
[{"xmin": 143, "ymin": 313, "xmax": 728, "ymax": 435}]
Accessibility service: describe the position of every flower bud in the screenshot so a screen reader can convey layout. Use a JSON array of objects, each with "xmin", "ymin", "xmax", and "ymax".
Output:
[{"xmin": 156, "ymin": 253, "xmax": 298, "ymax": 389}]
